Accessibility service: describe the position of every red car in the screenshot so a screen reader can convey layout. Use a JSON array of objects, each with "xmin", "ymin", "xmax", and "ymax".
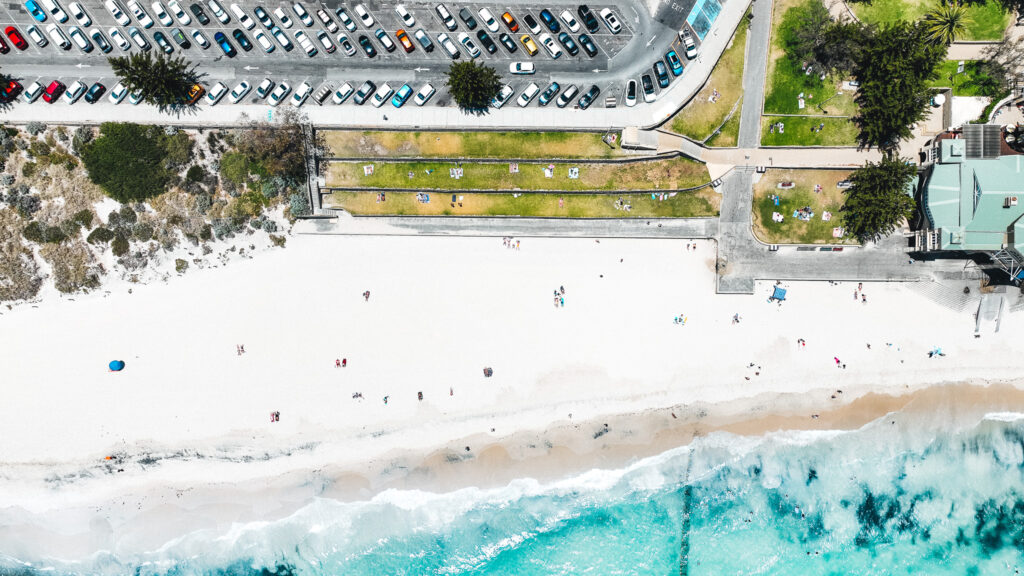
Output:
[
  {"xmin": 42, "ymin": 80, "xmax": 65, "ymax": 103},
  {"xmin": 0, "ymin": 35, "xmax": 8, "ymax": 54},
  {"xmin": 395, "ymin": 29, "xmax": 414, "ymax": 53},
  {"xmin": 501, "ymin": 12, "xmax": 518, "ymax": 32},
  {"xmin": 5, "ymin": 26, "xmax": 28, "ymax": 50},
  {"xmin": 0, "ymin": 80, "xmax": 22, "ymax": 102}
]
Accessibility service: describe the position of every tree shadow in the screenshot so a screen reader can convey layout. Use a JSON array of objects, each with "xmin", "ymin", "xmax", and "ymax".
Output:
[{"xmin": 0, "ymin": 72, "xmax": 24, "ymax": 112}]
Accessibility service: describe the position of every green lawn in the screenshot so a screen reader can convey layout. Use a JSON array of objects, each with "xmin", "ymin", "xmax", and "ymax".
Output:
[
  {"xmin": 851, "ymin": 0, "xmax": 1009, "ymax": 40},
  {"xmin": 326, "ymin": 158, "xmax": 710, "ymax": 191},
  {"xmin": 326, "ymin": 191, "xmax": 720, "ymax": 218},
  {"xmin": 323, "ymin": 131, "xmax": 624, "ymax": 159},
  {"xmin": 706, "ymin": 97, "xmax": 743, "ymax": 147},
  {"xmin": 761, "ymin": 116, "xmax": 860, "ymax": 146},
  {"xmin": 752, "ymin": 169, "xmax": 859, "ymax": 244},
  {"xmin": 669, "ymin": 11, "xmax": 750, "ymax": 141},
  {"xmin": 929, "ymin": 60, "xmax": 1003, "ymax": 97}
]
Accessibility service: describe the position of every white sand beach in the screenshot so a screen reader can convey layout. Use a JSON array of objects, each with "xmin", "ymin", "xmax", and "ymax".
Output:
[{"xmin": 2, "ymin": 230, "xmax": 1024, "ymax": 562}]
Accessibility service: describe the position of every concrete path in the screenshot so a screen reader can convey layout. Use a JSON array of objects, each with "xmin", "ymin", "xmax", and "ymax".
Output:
[{"xmin": 738, "ymin": 0, "xmax": 772, "ymax": 148}]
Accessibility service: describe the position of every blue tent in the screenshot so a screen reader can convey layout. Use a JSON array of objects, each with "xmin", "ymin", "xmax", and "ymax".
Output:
[
  {"xmin": 769, "ymin": 286, "xmax": 787, "ymax": 302},
  {"xmin": 109, "ymin": 360, "xmax": 125, "ymax": 372}
]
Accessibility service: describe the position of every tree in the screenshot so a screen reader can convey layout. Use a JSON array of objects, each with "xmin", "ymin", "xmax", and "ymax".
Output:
[
  {"xmin": 80, "ymin": 123, "xmax": 173, "ymax": 202},
  {"xmin": 234, "ymin": 108, "xmax": 322, "ymax": 186},
  {"xmin": 922, "ymin": 2, "xmax": 970, "ymax": 45},
  {"xmin": 974, "ymin": 39, "xmax": 1024, "ymax": 96},
  {"xmin": 445, "ymin": 61, "xmax": 502, "ymax": 111},
  {"xmin": 108, "ymin": 52, "xmax": 200, "ymax": 111},
  {"xmin": 852, "ymin": 22, "xmax": 945, "ymax": 151},
  {"xmin": 815, "ymin": 22, "xmax": 871, "ymax": 77},
  {"xmin": 996, "ymin": 0, "xmax": 1024, "ymax": 23},
  {"xmin": 781, "ymin": 0, "xmax": 832, "ymax": 67},
  {"xmin": 840, "ymin": 155, "xmax": 917, "ymax": 242}
]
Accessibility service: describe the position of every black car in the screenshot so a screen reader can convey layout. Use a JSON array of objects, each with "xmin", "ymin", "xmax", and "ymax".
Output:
[
  {"xmin": 522, "ymin": 13, "xmax": 539, "ymax": 32},
  {"xmin": 476, "ymin": 29, "xmax": 497, "ymax": 53},
  {"xmin": 189, "ymin": 3, "xmax": 210, "ymax": 24},
  {"xmin": 577, "ymin": 5, "xmax": 599, "ymax": 33},
  {"xmin": 498, "ymin": 32, "xmax": 517, "ymax": 53},
  {"xmin": 539, "ymin": 9, "xmax": 559, "ymax": 33},
  {"xmin": 579, "ymin": 33, "xmax": 597, "ymax": 57},
  {"xmin": 353, "ymin": 80, "xmax": 375, "ymax": 104},
  {"xmin": 578, "ymin": 84, "xmax": 600, "ymax": 109},
  {"xmin": 458, "ymin": 7, "xmax": 477, "ymax": 29},
  {"xmin": 653, "ymin": 60, "xmax": 670, "ymax": 88},
  {"xmin": 253, "ymin": 6, "xmax": 273, "ymax": 28},
  {"xmin": 153, "ymin": 31, "xmax": 174, "ymax": 54},
  {"xmin": 233, "ymin": 29, "xmax": 252, "ymax": 51},
  {"xmin": 557, "ymin": 31, "xmax": 578, "ymax": 55},
  {"xmin": 641, "ymin": 74, "xmax": 655, "ymax": 100},
  {"xmin": 358, "ymin": 34, "xmax": 376, "ymax": 56},
  {"xmin": 538, "ymin": 81, "xmax": 560, "ymax": 106},
  {"xmin": 170, "ymin": 27, "xmax": 191, "ymax": 49},
  {"xmin": 83, "ymin": 81, "xmax": 105, "ymax": 103}
]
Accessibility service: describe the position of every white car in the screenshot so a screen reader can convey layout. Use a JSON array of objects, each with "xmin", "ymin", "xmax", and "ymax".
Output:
[
  {"xmin": 228, "ymin": 80, "xmax": 251, "ymax": 103},
  {"xmin": 26, "ymin": 25, "xmax": 48, "ymax": 47},
  {"xmin": 491, "ymin": 83, "xmax": 513, "ymax": 108},
  {"xmin": 370, "ymin": 82, "xmax": 392, "ymax": 107},
  {"xmin": 206, "ymin": 0, "xmax": 228, "ymax": 23},
  {"xmin": 478, "ymin": 7, "xmax": 498, "ymax": 32},
  {"xmin": 517, "ymin": 82, "xmax": 539, "ymax": 107},
  {"xmin": 599, "ymin": 8, "xmax": 621, "ymax": 34},
  {"xmin": 168, "ymin": 0, "xmax": 190, "ymax": 23},
  {"xmin": 109, "ymin": 27, "xmax": 130, "ymax": 49},
  {"xmin": 623, "ymin": 79, "xmax": 637, "ymax": 107},
  {"xmin": 682, "ymin": 32, "xmax": 697, "ymax": 59},
  {"xmin": 456, "ymin": 31, "xmax": 479, "ymax": 58},
  {"xmin": 268, "ymin": 82, "xmax": 290, "ymax": 106},
  {"xmin": 272, "ymin": 27, "xmax": 293, "ymax": 49},
  {"xmin": 128, "ymin": 1, "xmax": 154, "ymax": 27},
  {"xmin": 253, "ymin": 29, "xmax": 273, "ymax": 51},
  {"xmin": 255, "ymin": 77, "xmax": 274, "ymax": 98},
  {"xmin": 316, "ymin": 8, "xmax": 337, "ymax": 32},
  {"xmin": 205, "ymin": 81, "xmax": 226, "ymax": 105},
  {"xmin": 559, "ymin": 10, "xmax": 580, "ymax": 33},
  {"xmin": 108, "ymin": 81, "xmax": 128, "ymax": 103},
  {"xmin": 291, "ymin": 2, "xmax": 312, "ymax": 26},
  {"xmin": 128, "ymin": 90, "xmax": 143, "ymax": 104},
  {"xmin": 291, "ymin": 81, "xmax": 312, "ymax": 106},
  {"xmin": 230, "ymin": 4, "xmax": 254, "ymax": 29},
  {"xmin": 151, "ymin": 1, "xmax": 172, "ymax": 25},
  {"xmin": 395, "ymin": 4, "xmax": 414, "ymax": 26},
  {"xmin": 332, "ymin": 81, "xmax": 353, "ymax": 104},
  {"xmin": 437, "ymin": 32, "xmax": 458, "ymax": 58},
  {"xmin": 538, "ymin": 33, "xmax": 561, "ymax": 58},
  {"xmin": 128, "ymin": 26, "xmax": 150, "ymax": 49},
  {"xmin": 510, "ymin": 62, "xmax": 535, "ymax": 75},
  {"xmin": 69, "ymin": 2, "xmax": 91, "ymax": 26},
  {"xmin": 63, "ymin": 80, "xmax": 86, "ymax": 103},
  {"xmin": 353, "ymin": 3, "xmax": 373, "ymax": 26},
  {"xmin": 294, "ymin": 29, "xmax": 316, "ymax": 55},
  {"xmin": 335, "ymin": 7, "xmax": 356, "ymax": 31},
  {"xmin": 191, "ymin": 28, "xmax": 208, "ymax": 48},
  {"xmin": 104, "ymin": 0, "xmax": 130, "ymax": 25},
  {"xmin": 336, "ymin": 32, "xmax": 355, "ymax": 55},
  {"xmin": 46, "ymin": 23, "xmax": 71, "ymax": 49},
  {"xmin": 22, "ymin": 81, "xmax": 43, "ymax": 103},
  {"xmin": 68, "ymin": 25, "xmax": 92, "ymax": 51},
  {"xmin": 39, "ymin": 0, "xmax": 68, "ymax": 22},
  {"xmin": 273, "ymin": 7, "xmax": 293, "ymax": 28},
  {"xmin": 414, "ymin": 83, "xmax": 434, "ymax": 106}
]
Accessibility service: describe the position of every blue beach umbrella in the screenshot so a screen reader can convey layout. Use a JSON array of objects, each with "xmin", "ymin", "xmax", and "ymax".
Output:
[{"xmin": 109, "ymin": 360, "xmax": 125, "ymax": 372}]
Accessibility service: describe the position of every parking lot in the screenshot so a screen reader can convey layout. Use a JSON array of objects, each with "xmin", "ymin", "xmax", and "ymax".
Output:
[{"xmin": 0, "ymin": 0, "xmax": 708, "ymax": 111}]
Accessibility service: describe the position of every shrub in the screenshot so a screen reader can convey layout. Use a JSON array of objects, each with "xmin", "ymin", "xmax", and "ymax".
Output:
[
  {"xmin": 87, "ymin": 227, "xmax": 115, "ymax": 244},
  {"xmin": 21, "ymin": 221, "xmax": 43, "ymax": 243},
  {"xmin": 288, "ymin": 192, "xmax": 310, "ymax": 217},
  {"xmin": 22, "ymin": 221, "xmax": 66, "ymax": 243},
  {"xmin": 71, "ymin": 209, "xmax": 94, "ymax": 229},
  {"xmin": 73, "ymin": 126, "xmax": 94, "ymax": 146},
  {"xmin": 81, "ymin": 123, "xmax": 173, "ymax": 203},
  {"xmin": 111, "ymin": 234, "xmax": 130, "ymax": 256},
  {"xmin": 14, "ymin": 194, "xmax": 41, "ymax": 218},
  {"xmin": 262, "ymin": 219, "xmax": 278, "ymax": 233},
  {"xmin": 219, "ymin": 151, "xmax": 251, "ymax": 187},
  {"xmin": 119, "ymin": 204, "xmax": 138, "ymax": 225},
  {"xmin": 163, "ymin": 131, "xmax": 194, "ymax": 168},
  {"xmin": 0, "ymin": 174, "xmax": 15, "ymax": 187},
  {"xmin": 199, "ymin": 224, "xmax": 213, "ymax": 241},
  {"xmin": 40, "ymin": 242, "xmax": 101, "ymax": 294},
  {"xmin": 25, "ymin": 122, "xmax": 46, "ymax": 136},
  {"xmin": 132, "ymin": 222, "xmax": 154, "ymax": 242},
  {"xmin": 29, "ymin": 139, "xmax": 51, "ymax": 158},
  {"xmin": 21, "ymin": 162, "xmax": 37, "ymax": 178},
  {"xmin": 186, "ymin": 165, "xmax": 206, "ymax": 182},
  {"xmin": 107, "ymin": 210, "xmax": 123, "ymax": 229},
  {"xmin": 175, "ymin": 258, "xmax": 188, "ymax": 273}
]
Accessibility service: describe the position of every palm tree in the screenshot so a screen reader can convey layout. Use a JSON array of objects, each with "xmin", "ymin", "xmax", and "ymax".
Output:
[
  {"xmin": 107, "ymin": 52, "xmax": 201, "ymax": 111},
  {"xmin": 922, "ymin": 2, "xmax": 970, "ymax": 45}
]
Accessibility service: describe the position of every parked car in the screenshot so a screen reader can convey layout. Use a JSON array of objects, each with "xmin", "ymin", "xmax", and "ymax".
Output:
[
  {"xmin": 436, "ymin": 32, "xmax": 458, "ymax": 58},
  {"xmin": 538, "ymin": 81, "xmax": 560, "ymax": 106},
  {"xmin": 230, "ymin": 3, "xmax": 255, "ymax": 29},
  {"xmin": 395, "ymin": 4, "xmax": 414, "ymax": 26},
  {"xmin": 653, "ymin": 60, "xmax": 670, "ymax": 88},
  {"xmin": 128, "ymin": 1, "xmax": 154, "ymax": 27},
  {"xmin": 498, "ymin": 32, "xmax": 516, "ymax": 53},
  {"xmin": 272, "ymin": 7, "xmax": 292, "ymax": 27},
  {"xmin": 501, "ymin": 11, "xmax": 518, "ymax": 31},
  {"xmin": 110, "ymin": 27, "xmax": 130, "ymax": 50},
  {"xmin": 39, "ymin": 0, "xmax": 68, "ymax": 21},
  {"xmin": 556, "ymin": 84, "xmax": 578, "ymax": 108},
  {"xmin": 457, "ymin": 7, "xmax": 476, "ymax": 29},
  {"xmin": 268, "ymin": 81, "xmax": 291, "ymax": 106},
  {"xmin": 353, "ymin": 80, "xmax": 375, "ymax": 104},
  {"xmin": 522, "ymin": 13, "xmax": 540, "ymax": 34},
  {"xmin": 105, "ymin": 0, "xmax": 131, "ymax": 24},
  {"xmin": 69, "ymin": 1, "xmax": 91, "ymax": 25},
  {"xmin": 357, "ymin": 33, "xmax": 375, "ymax": 56},
  {"xmin": 681, "ymin": 29, "xmax": 697, "ymax": 58},
  {"xmin": 517, "ymin": 82, "xmax": 539, "ymax": 107},
  {"xmin": 253, "ymin": 5, "xmax": 272, "ymax": 27},
  {"xmin": 169, "ymin": 0, "xmax": 191, "ymax": 24},
  {"xmin": 374, "ymin": 27, "xmax": 395, "ymax": 51},
  {"xmin": 370, "ymin": 82, "xmax": 393, "ymax": 107},
  {"xmin": 42, "ymin": 80, "xmax": 65, "ymax": 103},
  {"xmin": 255, "ymin": 77, "xmax": 274, "ymax": 98},
  {"xmin": 396, "ymin": 28, "xmax": 414, "ymax": 52},
  {"xmin": 108, "ymin": 81, "xmax": 129, "ymax": 103},
  {"xmin": 556, "ymin": 31, "xmax": 577, "ymax": 55},
  {"xmin": 519, "ymin": 34, "xmax": 537, "ymax": 55},
  {"xmin": 478, "ymin": 7, "xmax": 498, "ymax": 32},
  {"xmin": 666, "ymin": 49, "xmax": 684, "ymax": 76},
  {"xmin": 152, "ymin": 1, "xmax": 173, "ymax": 25},
  {"xmin": 334, "ymin": 6, "xmax": 355, "ymax": 30},
  {"xmin": 63, "ymin": 80, "xmax": 86, "ymax": 103},
  {"xmin": 291, "ymin": 1, "xmax": 312, "ymax": 26},
  {"xmin": 253, "ymin": 29, "xmax": 273, "ymax": 51},
  {"xmin": 294, "ymin": 29, "xmax": 317, "ymax": 55},
  {"xmin": 353, "ymin": 3, "xmax": 372, "ymax": 26},
  {"xmin": 84, "ymin": 82, "xmax": 106, "ymax": 103},
  {"xmin": 558, "ymin": 10, "xmax": 580, "ymax": 32},
  {"xmin": 538, "ymin": 32, "xmax": 561, "ymax": 58},
  {"xmin": 206, "ymin": 0, "xmax": 228, "ymax": 23},
  {"xmin": 475, "ymin": 29, "xmax": 496, "ymax": 54},
  {"xmin": 577, "ymin": 84, "xmax": 600, "ymax": 109},
  {"xmin": 414, "ymin": 28, "xmax": 433, "ymax": 51},
  {"xmin": 414, "ymin": 83, "xmax": 435, "ymax": 106},
  {"xmin": 315, "ymin": 8, "xmax": 336, "ymax": 32},
  {"xmin": 26, "ymin": 24, "xmax": 48, "ymax": 47},
  {"xmin": 316, "ymin": 29, "xmax": 335, "ymax": 53},
  {"xmin": 228, "ymin": 79, "xmax": 251, "ymax": 103},
  {"xmin": 391, "ymin": 83, "xmax": 412, "ymax": 107},
  {"xmin": 191, "ymin": 28, "xmax": 209, "ymax": 48},
  {"xmin": 6, "ymin": 26, "xmax": 29, "ymax": 50},
  {"xmin": 153, "ymin": 30, "xmax": 174, "ymax": 53},
  {"xmin": 491, "ymin": 83, "xmax": 513, "ymax": 108},
  {"xmin": 599, "ymin": 8, "xmax": 621, "ymax": 34},
  {"xmin": 213, "ymin": 30, "xmax": 235, "ymax": 56},
  {"xmin": 232, "ymin": 28, "xmax": 251, "ymax": 51},
  {"xmin": 579, "ymin": 33, "xmax": 597, "ymax": 57},
  {"xmin": 623, "ymin": 78, "xmax": 637, "ymax": 107},
  {"xmin": 641, "ymin": 74, "xmax": 655, "ymax": 102},
  {"xmin": 22, "ymin": 81, "xmax": 43, "ymax": 102},
  {"xmin": 24, "ymin": 0, "xmax": 47, "ymax": 23},
  {"xmin": 0, "ymin": 80, "xmax": 22, "ymax": 102},
  {"xmin": 332, "ymin": 81, "xmax": 353, "ymax": 103},
  {"xmin": 46, "ymin": 23, "xmax": 71, "ymax": 49},
  {"xmin": 189, "ymin": 2, "xmax": 209, "ymax": 24},
  {"xmin": 509, "ymin": 61, "xmax": 534, "ymax": 74},
  {"xmin": 68, "ymin": 25, "xmax": 93, "ymax": 52},
  {"xmin": 336, "ymin": 32, "xmax": 354, "ymax": 55},
  {"xmin": 538, "ymin": 9, "xmax": 559, "ymax": 32},
  {"xmin": 457, "ymin": 31, "xmax": 479, "ymax": 58},
  {"xmin": 577, "ymin": 4, "xmax": 599, "ymax": 33},
  {"xmin": 434, "ymin": 3, "xmax": 456, "ymax": 31}
]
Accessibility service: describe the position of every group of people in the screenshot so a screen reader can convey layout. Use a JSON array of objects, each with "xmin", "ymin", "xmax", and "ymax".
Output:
[
  {"xmin": 854, "ymin": 282, "xmax": 867, "ymax": 304},
  {"xmin": 673, "ymin": 314, "xmax": 687, "ymax": 325},
  {"xmin": 553, "ymin": 285, "xmax": 566, "ymax": 308},
  {"xmin": 503, "ymin": 237, "xmax": 520, "ymax": 250},
  {"xmin": 235, "ymin": 344, "xmax": 246, "ymax": 356}
]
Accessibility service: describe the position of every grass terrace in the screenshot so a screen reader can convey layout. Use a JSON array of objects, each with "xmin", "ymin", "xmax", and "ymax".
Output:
[
  {"xmin": 752, "ymin": 168, "xmax": 859, "ymax": 244},
  {"xmin": 706, "ymin": 97, "xmax": 743, "ymax": 147},
  {"xmin": 929, "ymin": 60, "xmax": 1004, "ymax": 97},
  {"xmin": 325, "ymin": 158, "xmax": 710, "ymax": 192},
  {"xmin": 760, "ymin": 116, "xmax": 860, "ymax": 146},
  {"xmin": 325, "ymin": 190, "xmax": 720, "ymax": 218},
  {"xmin": 851, "ymin": 0, "xmax": 1009, "ymax": 41},
  {"xmin": 323, "ymin": 131, "xmax": 625, "ymax": 159}
]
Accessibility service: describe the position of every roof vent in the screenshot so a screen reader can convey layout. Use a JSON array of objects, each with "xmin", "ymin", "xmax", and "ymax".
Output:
[{"xmin": 1006, "ymin": 196, "xmax": 1019, "ymax": 208}]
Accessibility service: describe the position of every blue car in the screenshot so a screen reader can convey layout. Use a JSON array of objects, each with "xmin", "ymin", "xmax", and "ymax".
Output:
[
  {"xmin": 214, "ymin": 31, "xmax": 236, "ymax": 57},
  {"xmin": 665, "ymin": 50, "xmax": 684, "ymax": 76},
  {"xmin": 391, "ymin": 83, "xmax": 412, "ymax": 107},
  {"xmin": 25, "ymin": 0, "xmax": 46, "ymax": 22},
  {"xmin": 539, "ymin": 9, "xmax": 559, "ymax": 33}
]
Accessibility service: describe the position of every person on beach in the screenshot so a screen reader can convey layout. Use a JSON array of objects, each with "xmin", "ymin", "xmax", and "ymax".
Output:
[
  {"xmin": 335, "ymin": 359, "xmax": 341, "ymax": 368},
  {"xmin": 862, "ymin": 294, "xmax": 867, "ymax": 304},
  {"xmin": 237, "ymin": 345, "xmax": 242, "ymax": 356},
  {"xmin": 342, "ymin": 358, "xmax": 347, "ymax": 368},
  {"xmin": 363, "ymin": 291, "xmax": 371, "ymax": 302}
]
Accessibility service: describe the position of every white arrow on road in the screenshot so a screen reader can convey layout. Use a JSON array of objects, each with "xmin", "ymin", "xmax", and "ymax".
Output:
[
  {"xmin": 592, "ymin": 68, "xmax": 605, "ymax": 73},
  {"xmin": 645, "ymin": 34, "xmax": 658, "ymax": 48},
  {"xmin": 243, "ymin": 65, "xmax": 260, "ymax": 71},
  {"xmin": 413, "ymin": 67, "xmax": 430, "ymax": 72},
  {"xmin": 75, "ymin": 63, "xmax": 91, "ymax": 69}
]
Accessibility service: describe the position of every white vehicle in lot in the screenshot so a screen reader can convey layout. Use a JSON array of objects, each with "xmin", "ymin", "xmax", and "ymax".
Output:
[
  {"xmin": 104, "ymin": 0, "xmax": 130, "ymax": 25},
  {"xmin": 294, "ymin": 30, "xmax": 316, "ymax": 55},
  {"xmin": 109, "ymin": 27, "xmax": 130, "ymax": 49},
  {"xmin": 46, "ymin": 24, "xmax": 71, "ymax": 49},
  {"xmin": 559, "ymin": 10, "xmax": 580, "ymax": 33},
  {"xmin": 27, "ymin": 25, "xmax": 48, "ymax": 47},
  {"xmin": 335, "ymin": 7, "xmax": 356, "ymax": 31},
  {"xmin": 491, "ymin": 83, "xmax": 513, "ymax": 108},
  {"xmin": 63, "ymin": 80, "xmax": 86, "ymax": 103},
  {"xmin": 168, "ymin": 0, "xmax": 190, "ymax": 23},
  {"xmin": 291, "ymin": 2, "xmax": 312, "ymax": 26},
  {"xmin": 538, "ymin": 33, "xmax": 561, "ymax": 58},
  {"xmin": 228, "ymin": 80, "xmax": 251, "ymax": 103},
  {"xmin": 39, "ymin": 0, "xmax": 69, "ymax": 23},
  {"xmin": 370, "ymin": 82, "xmax": 393, "ymax": 107},
  {"xmin": 316, "ymin": 9, "xmax": 337, "ymax": 32},
  {"xmin": 128, "ymin": 90, "xmax": 143, "ymax": 104},
  {"xmin": 291, "ymin": 81, "xmax": 312, "ymax": 106},
  {"xmin": 517, "ymin": 82, "xmax": 539, "ymax": 107},
  {"xmin": 128, "ymin": 1, "xmax": 154, "ymax": 27},
  {"xmin": 69, "ymin": 2, "xmax": 91, "ymax": 26},
  {"xmin": 128, "ymin": 26, "xmax": 151, "ymax": 49},
  {"xmin": 205, "ymin": 81, "xmax": 226, "ymax": 105},
  {"xmin": 478, "ymin": 7, "xmax": 498, "ymax": 32},
  {"xmin": 681, "ymin": 29, "xmax": 696, "ymax": 59},
  {"xmin": 255, "ymin": 77, "xmax": 274, "ymax": 98},
  {"xmin": 151, "ymin": 1, "xmax": 172, "ymax": 25},
  {"xmin": 108, "ymin": 81, "xmax": 128, "ymax": 103},
  {"xmin": 230, "ymin": 4, "xmax": 254, "ymax": 29},
  {"xmin": 332, "ymin": 81, "xmax": 353, "ymax": 103},
  {"xmin": 623, "ymin": 79, "xmax": 637, "ymax": 107},
  {"xmin": 336, "ymin": 32, "xmax": 355, "ymax": 55},
  {"xmin": 555, "ymin": 84, "xmax": 578, "ymax": 108},
  {"xmin": 253, "ymin": 29, "xmax": 273, "ymax": 51},
  {"xmin": 456, "ymin": 32, "xmax": 479, "ymax": 58},
  {"xmin": 599, "ymin": 8, "xmax": 621, "ymax": 34},
  {"xmin": 273, "ymin": 26, "xmax": 293, "ymax": 49},
  {"xmin": 273, "ymin": 7, "xmax": 293, "ymax": 28},
  {"xmin": 395, "ymin": 4, "xmax": 414, "ymax": 26},
  {"xmin": 414, "ymin": 83, "xmax": 434, "ymax": 106},
  {"xmin": 190, "ymin": 28, "xmax": 208, "ymax": 47},
  {"xmin": 68, "ymin": 25, "xmax": 92, "ymax": 51},
  {"xmin": 268, "ymin": 82, "xmax": 290, "ymax": 105},
  {"xmin": 437, "ymin": 32, "xmax": 458, "ymax": 58},
  {"xmin": 22, "ymin": 81, "xmax": 43, "ymax": 103},
  {"xmin": 206, "ymin": 0, "xmax": 228, "ymax": 23},
  {"xmin": 510, "ymin": 62, "xmax": 535, "ymax": 74},
  {"xmin": 353, "ymin": 3, "xmax": 373, "ymax": 26}
]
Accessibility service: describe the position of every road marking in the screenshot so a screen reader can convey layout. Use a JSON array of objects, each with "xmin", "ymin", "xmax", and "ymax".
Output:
[
  {"xmin": 645, "ymin": 34, "xmax": 657, "ymax": 48},
  {"xmin": 413, "ymin": 66, "xmax": 429, "ymax": 71},
  {"xmin": 243, "ymin": 64, "xmax": 259, "ymax": 70}
]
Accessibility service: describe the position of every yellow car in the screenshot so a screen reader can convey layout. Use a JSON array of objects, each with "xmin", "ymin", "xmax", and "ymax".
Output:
[
  {"xmin": 520, "ymin": 34, "xmax": 538, "ymax": 56},
  {"xmin": 184, "ymin": 83, "xmax": 205, "ymax": 105}
]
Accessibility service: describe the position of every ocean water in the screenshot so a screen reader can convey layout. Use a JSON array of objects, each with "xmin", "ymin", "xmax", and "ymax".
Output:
[{"xmin": 5, "ymin": 414, "xmax": 1024, "ymax": 576}]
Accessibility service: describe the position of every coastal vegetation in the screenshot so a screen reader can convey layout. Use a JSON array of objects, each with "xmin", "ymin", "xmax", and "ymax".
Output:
[{"xmin": 323, "ymin": 130, "xmax": 623, "ymax": 159}]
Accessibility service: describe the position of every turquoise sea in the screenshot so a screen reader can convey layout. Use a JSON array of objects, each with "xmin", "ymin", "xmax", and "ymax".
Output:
[{"xmin": 4, "ymin": 414, "xmax": 1024, "ymax": 575}]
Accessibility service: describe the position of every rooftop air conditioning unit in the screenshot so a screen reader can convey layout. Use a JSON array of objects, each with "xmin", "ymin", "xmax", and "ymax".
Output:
[{"xmin": 1006, "ymin": 196, "xmax": 1019, "ymax": 208}]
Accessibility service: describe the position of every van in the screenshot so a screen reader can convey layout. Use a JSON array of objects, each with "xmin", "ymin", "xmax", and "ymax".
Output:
[
  {"xmin": 434, "ymin": 3, "xmax": 456, "ymax": 30},
  {"xmin": 45, "ymin": 23, "xmax": 71, "ymax": 49},
  {"xmin": 414, "ymin": 28, "xmax": 433, "ymax": 51},
  {"xmin": 312, "ymin": 83, "xmax": 332, "ymax": 104}
]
